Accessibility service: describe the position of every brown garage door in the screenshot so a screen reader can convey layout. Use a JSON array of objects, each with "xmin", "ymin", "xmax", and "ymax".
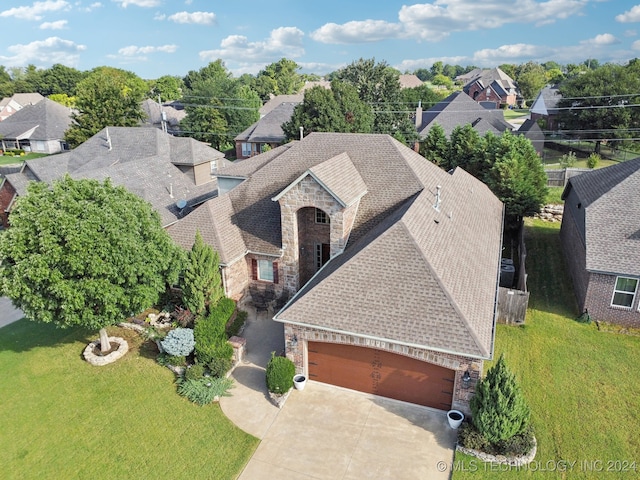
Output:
[{"xmin": 307, "ymin": 342, "xmax": 454, "ymax": 410}]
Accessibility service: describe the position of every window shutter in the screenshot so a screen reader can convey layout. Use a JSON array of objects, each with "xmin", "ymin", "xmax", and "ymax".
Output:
[
  {"xmin": 273, "ymin": 262, "xmax": 279, "ymax": 284},
  {"xmin": 251, "ymin": 259, "xmax": 257, "ymax": 280}
]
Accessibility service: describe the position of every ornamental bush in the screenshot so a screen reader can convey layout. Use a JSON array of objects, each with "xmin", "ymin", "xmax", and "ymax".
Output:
[
  {"xmin": 470, "ymin": 354, "xmax": 530, "ymax": 444},
  {"xmin": 265, "ymin": 352, "xmax": 295, "ymax": 394},
  {"xmin": 587, "ymin": 153, "xmax": 600, "ymax": 169},
  {"xmin": 184, "ymin": 363, "xmax": 206, "ymax": 381},
  {"xmin": 176, "ymin": 376, "xmax": 234, "ymax": 405},
  {"xmin": 160, "ymin": 327, "xmax": 195, "ymax": 357},
  {"xmin": 194, "ymin": 298, "xmax": 235, "ymax": 365}
]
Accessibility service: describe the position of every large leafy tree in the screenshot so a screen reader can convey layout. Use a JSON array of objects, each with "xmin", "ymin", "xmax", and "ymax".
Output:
[
  {"xmin": 419, "ymin": 124, "xmax": 448, "ymax": 167},
  {"xmin": 515, "ymin": 61, "xmax": 547, "ymax": 106},
  {"xmin": 147, "ymin": 75, "xmax": 184, "ymax": 102},
  {"xmin": 557, "ymin": 61, "xmax": 640, "ymax": 153},
  {"xmin": 334, "ymin": 58, "xmax": 417, "ymax": 144},
  {"xmin": 0, "ymin": 65, "xmax": 13, "ymax": 98},
  {"xmin": 0, "ymin": 176, "xmax": 184, "ymax": 352},
  {"xmin": 39, "ymin": 63, "xmax": 86, "ymax": 96},
  {"xmin": 282, "ymin": 81, "xmax": 373, "ymax": 140},
  {"xmin": 254, "ymin": 58, "xmax": 305, "ymax": 101},
  {"xmin": 470, "ymin": 354, "xmax": 530, "ymax": 443},
  {"xmin": 182, "ymin": 231, "xmax": 224, "ymax": 316},
  {"xmin": 65, "ymin": 66, "xmax": 147, "ymax": 148},
  {"xmin": 180, "ymin": 60, "xmax": 260, "ymax": 150}
]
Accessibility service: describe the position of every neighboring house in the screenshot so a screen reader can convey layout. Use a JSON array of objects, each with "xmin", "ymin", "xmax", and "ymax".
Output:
[
  {"xmin": 260, "ymin": 94, "xmax": 303, "ymax": 117},
  {"xmin": 399, "ymin": 74, "xmax": 423, "ymax": 89},
  {"xmin": 168, "ymin": 132, "xmax": 504, "ymax": 413},
  {"xmin": 0, "ymin": 93, "xmax": 44, "ymax": 121},
  {"xmin": 416, "ymin": 91, "xmax": 513, "ymax": 139},
  {"xmin": 140, "ymin": 98, "xmax": 186, "ymax": 135},
  {"xmin": 0, "ymin": 98, "xmax": 72, "ymax": 154},
  {"xmin": 0, "ymin": 126, "xmax": 229, "ymax": 228},
  {"xmin": 530, "ymin": 85, "xmax": 561, "ymax": 130},
  {"xmin": 300, "ymin": 80, "xmax": 331, "ymax": 93},
  {"xmin": 234, "ymin": 102, "xmax": 299, "ymax": 159},
  {"xmin": 560, "ymin": 157, "xmax": 640, "ymax": 327},
  {"xmin": 517, "ymin": 118, "xmax": 545, "ymax": 156},
  {"xmin": 462, "ymin": 67, "xmax": 519, "ymax": 108}
]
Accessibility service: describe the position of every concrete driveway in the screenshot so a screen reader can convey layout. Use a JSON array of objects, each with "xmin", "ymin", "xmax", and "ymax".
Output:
[
  {"xmin": 238, "ymin": 381, "xmax": 457, "ymax": 479},
  {"xmin": 0, "ymin": 296, "xmax": 24, "ymax": 328}
]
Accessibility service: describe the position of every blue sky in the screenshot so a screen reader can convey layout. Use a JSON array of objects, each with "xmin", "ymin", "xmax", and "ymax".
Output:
[{"xmin": 2, "ymin": 0, "xmax": 640, "ymax": 79}]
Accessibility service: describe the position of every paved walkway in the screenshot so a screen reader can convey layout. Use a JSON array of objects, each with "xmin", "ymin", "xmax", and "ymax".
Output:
[
  {"xmin": 0, "ymin": 296, "xmax": 24, "ymax": 328},
  {"xmin": 221, "ymin": 302, "xmax": 457, "ymax": 479}
]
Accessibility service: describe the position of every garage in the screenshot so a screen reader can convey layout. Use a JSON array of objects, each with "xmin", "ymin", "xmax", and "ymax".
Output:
[{"xmin": 307, "ymin": 342, "xmax": 455, "ymax": 410}]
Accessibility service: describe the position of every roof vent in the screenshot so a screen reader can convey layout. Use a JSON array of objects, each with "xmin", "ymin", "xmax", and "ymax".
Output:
[
  {"xmin": 433, "ymin": 185, "xmax": 442, "ymax": 211},
  {"xmin": 176, "ymin": 199, "xmax": 187, "ymax": 210}
]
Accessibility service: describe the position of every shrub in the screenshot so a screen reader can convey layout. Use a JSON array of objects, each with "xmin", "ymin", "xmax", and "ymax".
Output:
[
  {"xmin": 495, "ymin": 425, "xmax": 536, "ymax": 456},
  {"xmin": 559, "ymin": 151, "xmax": 576, "ymax": 168},
  {"xmin": 208, "ymin": 356, "xmax": 233, "ymax": 378},
  {"xmin": 160, "ymin": 327, "xmax": 195, "ymax": 357},
  {"xmin": 226, "ymin": 309, "xmax": 248, "ymax": 338},
  {"xmin": 458, "ymin": 421, "xmax": 535, "ymax": 457},
  {"xmin": 458, "ymin": 421, "xmax": 489, "ymax": 451},
  {"xmin": 586, "ymin": 153, "xmax": 600, "ymax": 169},
  {"xmin": 470, "ymin": 354, "xmax": 530, "ymax": 443},
  {"xmin": 265, "ymin": 352, "xmax": 295, "ymax": 394},
  {"xmin": 176, "ymin": 376, "xmax": 234, "ymax": 405},
  {"xmin": 185, "ymin": 363, "xmax": 206, "ymax": 381},
  {"xmin": 157, "ymin": 353, "xmax": 187, "ymax": 367},
  {"xmin": 194, "ymin": 300, "xmax": 235, "ymax": 365}
]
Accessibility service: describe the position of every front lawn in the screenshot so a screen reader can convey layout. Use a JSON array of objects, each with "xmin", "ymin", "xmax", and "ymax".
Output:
[
  {"xmin": 0, "ymin": 321, "xmax": 258, "ymax": 479},
  {"xmin": 453, "ymin": 219, "xmax": 640, "ymax": 479}
]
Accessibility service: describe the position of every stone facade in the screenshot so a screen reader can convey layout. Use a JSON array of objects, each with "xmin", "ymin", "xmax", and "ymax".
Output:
[
  {"xmin": 276, "ymin": 175, "xmax": 360, "ymax": 294},
  {"xmin": 222, "ymin": 256, "xmax": 250, "ymax": 301},
  {"xmin": 283, "ymin": 323, "xmax": 483, "ymax": 415}
]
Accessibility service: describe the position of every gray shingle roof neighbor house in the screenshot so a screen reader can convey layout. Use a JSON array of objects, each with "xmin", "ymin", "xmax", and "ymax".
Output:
[
  {"xmin": 140, "ymin": 98, "xmax": 186, "ymax": 134},
  {"xmin": 169, "ymin": 132, "xmax": 504, "ymax": 360},
  {"xmin": 2, "ymin": 126, "xmax": 228, "ymax": 227},
  {"xmin": 417, "ymin": 91, "xmax": 513, "ymax": 138},
  {"xmin": 560, "ymin": 157, "xmax": 640, "ymax": 327},
  {"xmin": 399, "ymin": 74, "xmax": 423, "ymax": 89},
  {"xmin": 236, "ymin": 102, "xmax": 298, "ymax": 146},
  {"xmin": 0, "ymin": 98, "xmax": 73, "ymax": 154},
  {"xmin": 0, "ymin": 93, "xmax": 45, "ymax": 121}
]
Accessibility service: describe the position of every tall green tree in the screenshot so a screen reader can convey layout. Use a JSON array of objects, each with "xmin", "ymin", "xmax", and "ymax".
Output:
[
  {"xmin": 419, "ymin": 124, "xmax": 448, "ymax": 167},
  {"xmin": 39, "ymin": 64, "xmax": 85, "ymax": 96},
  {"xmin": 0, "ymin": 65, "xmax": 14, "ymax": 98},
  {"xmin": 557, "ymin": 61, "xmax": 640, "ymax": 153},
  {"xmin": 0, "ymin": 176, "xmax": 184, "ymax": 353},
  {"xmin": 470, "ymin": 354, "xmax": 530, "ymax": 443},
  {"xmin": 446, "ymin": 124, "xmax": 486, "ymax": 176},
  {"xmin": 148, "ymin": 75, "xmax": 184, "ymax": 102},
  {"xmin": 282, "ymin": 81, "xmax": 373, "ymax": 141},
  {"xmin": 10, "ymin": 65, "xmax": 43, "ymax": 93},
  {"xmin": 516, "ymin": 61, "xmax": 548, "ymax": 106},
  {"xmin": 180, "ymin": 60, "xmax": 260, "ymax": 150},
  {"xmin": 65, "ymin": 66, "xmax": 147, "ymax": 148},
  {"xmin": 182, "ymin": 231, "xmax": 224, "ymax": 316},
  {"xmin": 334, "ymin": 58, "xmax": 417, "ymax": 144},
  {"xmin": 258, "ymin": 58, "xmax": 305, "ymax": 97}
]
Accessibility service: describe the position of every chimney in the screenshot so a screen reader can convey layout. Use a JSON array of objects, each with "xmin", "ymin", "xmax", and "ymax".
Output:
[
  {"xmin": 415, "ymin": 100, "xmax": 423, "ymax": 130},
  {"xmin": 299, "ymin": 126, "xmax": 304, "ymax": 140}
]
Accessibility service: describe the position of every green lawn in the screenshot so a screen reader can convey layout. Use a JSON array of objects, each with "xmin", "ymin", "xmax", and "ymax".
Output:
[
  {"xmin": 503, "ymin": 108, "xmax": 529, "ymax": 121},
  {"xmin": 0, "ymin": 321, "xmax": 258, "ymax": 480},
  {"xmin": 453, "ymin": 219, "xmax": 640, "ymax": 479}
]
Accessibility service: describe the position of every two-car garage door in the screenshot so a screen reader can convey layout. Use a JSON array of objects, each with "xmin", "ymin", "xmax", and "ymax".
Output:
[{"xmin": 307, "ymin": 342, "xmax": 455, "ymax": 410}]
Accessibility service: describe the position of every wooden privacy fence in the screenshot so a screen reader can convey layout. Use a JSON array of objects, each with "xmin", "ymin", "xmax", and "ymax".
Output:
[
  {"xmin": 545, "ymin": 168, "xmax": 591, "ymax": 187},
  {"xmin": 497, "ymin": 287, "xmax": 530, "ymax": 325}
]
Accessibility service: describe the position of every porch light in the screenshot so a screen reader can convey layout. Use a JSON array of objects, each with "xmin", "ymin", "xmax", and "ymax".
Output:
[
  {"xmin": 290, "ymin": 334, "xmax": 298, "ymax": 348},
  {"xmin": 462, "ymin": 370, "xmax": 471, "ymax": 388}
]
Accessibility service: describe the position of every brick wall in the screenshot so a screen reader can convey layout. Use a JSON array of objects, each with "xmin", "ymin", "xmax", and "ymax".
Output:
[
  {"xmin": 283, "ymin": 323, "xmax": 483, "ymax": 415},
  {"xmin": 0, "ymin": 179, "xmax": 16, "ymax": 228},
  {"xmin": 585, "ymin": 273, "xmax": 640, "ymax": 327}
]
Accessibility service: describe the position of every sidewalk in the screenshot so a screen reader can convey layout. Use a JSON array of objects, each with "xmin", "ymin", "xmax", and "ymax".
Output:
[{"xmin": 219, "ymin": 302, "xmax": 285, "ymax": 439}]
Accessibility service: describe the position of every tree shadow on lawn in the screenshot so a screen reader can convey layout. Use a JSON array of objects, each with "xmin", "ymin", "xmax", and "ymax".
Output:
[{"xmin": 0, "ymin": 318, "xmax": 95, "ymax": 353}]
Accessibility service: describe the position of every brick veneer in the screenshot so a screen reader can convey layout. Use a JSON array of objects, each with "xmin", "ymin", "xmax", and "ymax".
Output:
[
  {"xmin": 585, "ymin": 273, "xmax": 640, "ymax": 327},
  {"xmin": 0, "ymin": 179, "xmax": 16, "ymax": 228},
  {"xmin": 283, "ymin": 324, "xmax": 482, "ymax": 414}
]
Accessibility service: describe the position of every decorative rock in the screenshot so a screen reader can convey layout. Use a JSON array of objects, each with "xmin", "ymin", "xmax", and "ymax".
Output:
[
  {"xmin": 457, "ymin": 436, "xmax": 537, "ymax": 467},
  {"xmin": 269, "ymin": 389, "xmax": 292, "ymax": 408},
  {"xmin": 83, "ymin": 337, "xmax": 129, "ymax": 366}
]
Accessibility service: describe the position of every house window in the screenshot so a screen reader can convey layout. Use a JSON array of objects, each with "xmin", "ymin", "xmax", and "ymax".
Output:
[
  {"xmin": 257, "ymin": 259, "xmax": 274, "ymax": 282},
  {"xmin": 241, "ymin": 143, "xmax": 251, "ymax": 157},
  {"xmin": 315, "ymin": 208, "xmax": 329, "ymax": 224},
  {"xmin": 611, "ymin": 276, "xmax": 638, "ymax": 308},
  {"xmin": 315, "ymin": 243, "xmax": 330, "ymax": 270}
]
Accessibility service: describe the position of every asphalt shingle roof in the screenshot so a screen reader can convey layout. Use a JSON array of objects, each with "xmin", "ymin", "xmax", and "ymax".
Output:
[
  {"xmin": 563, "ymin": 157, "xmax": 640, "ymax": 276},
  {"xmin": 418, "ymin": 91, "xmax": 512, "ymax": 137},
  {"xmin": 171, "ymin": 132, "xmax": 503, "ymax": 358},
  {"xmin": 235, "ymin": 102, "xmax": 297, "ymax": 144},
  {"xmin": 0, "ymin": 98, "xmax": 72, "ymax": 140},
  {"xmin": 5, "ymin": 126, "xmax": 224, "ymax": 227}
]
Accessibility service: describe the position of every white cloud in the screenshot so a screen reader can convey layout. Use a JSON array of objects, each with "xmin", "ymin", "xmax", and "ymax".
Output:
[
  {"xmin": 0, "ymin": 1, "xmax": 70, "ymax": 21},
  {"xmin": 112, "ymin": 0, "xmax": 160, "ymax": 7},
  {"xmin": 632, "ymin": 39, "xmax": 640, "ymax": 51},
  {"xmin": 311, "ymin": 20, "xmax": 404, "ymax": 44},
  {"xmin": 0, "ymin": 36, "xmax": 86, "ymax": 67},
  {"xmin": 472, "ymin": 43, "xmax": 552, "ymax": 63},
  {"xmin": 310, "ymin": 0, "xmax": 590, "ymax": 44},
  {"xmin": 396, "ymin": 56, "xmax": 469, "ymax": 72},
  {"xmin": 200, "ymin": 26, "xmax": 304, "ymax": 62},
  {"xmin": 40, "ymin": 19, "xmax": 68, "ymax": 29},
  {"xmin": 581, "ymin": 33, "xmax": 620, "ymax": 46},
  {"xmin": 166, "ymin": 11, "xmax": 216, "ymax": 25},
  {"xmin": 616, "ymin": 5, "xmax": 640, "ymax": 23},
  {"xmin": 118, "ymin": 44, "xmax": 178, "ymax": 56}
]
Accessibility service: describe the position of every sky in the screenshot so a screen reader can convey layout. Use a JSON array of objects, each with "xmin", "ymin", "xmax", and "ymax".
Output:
[{"xmin": 2, "ymin": 0, "xmax": 640, "ymax": 80}]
